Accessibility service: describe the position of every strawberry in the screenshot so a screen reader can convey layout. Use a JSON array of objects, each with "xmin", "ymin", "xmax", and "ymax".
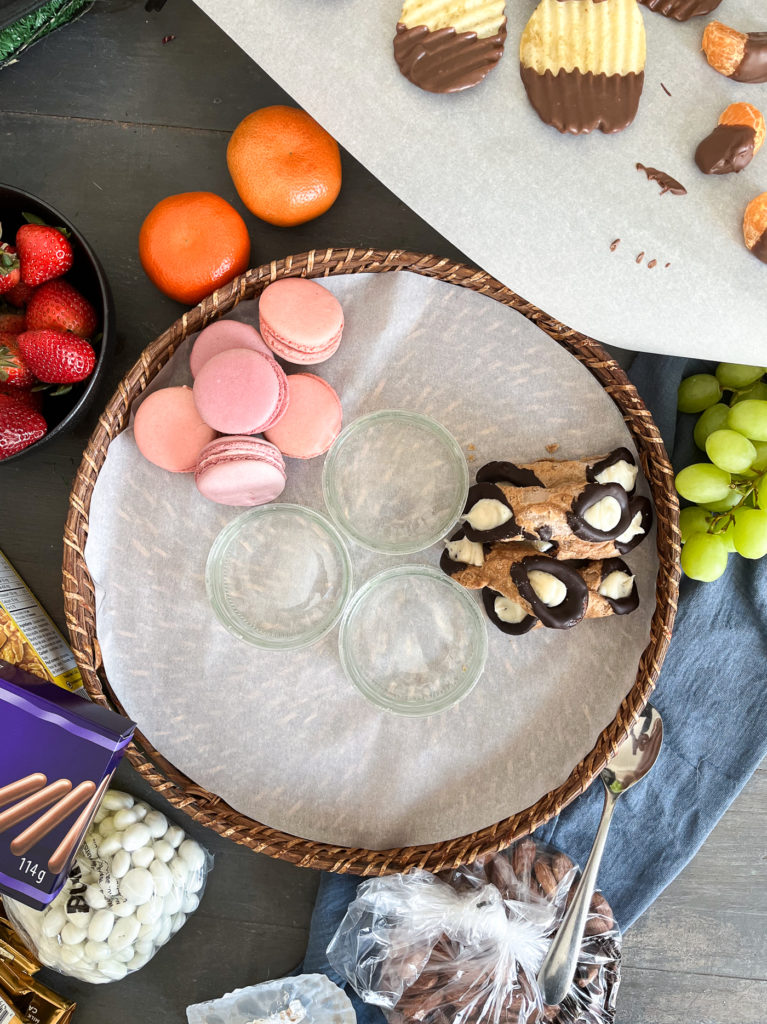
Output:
[
  {"xmin": 0, "ymin": 310, "xmax": 26, "ymax": 334},
  {"xmin": 15, "ymin": 217, "xmax": 73, "ymax": 286},
  {"xmin": 0, "ymin": 395, "xmax": 47, "ymax": 459},
  {"xmin": 0, "ymin": 382, "xmax": 42, "ymax": 410},
  {"xmin": 4, "ymin": 281, "xmax": 36, "ymax": 307},
  {"xmin": 26, "ymin": 280, "xmax": 97, "ymax": 338},
  {"xmin": 17, "ymin": 329, "xmax": 95, "ymax": 384},
  {"xmin": 0, "ymin": 244, "xmax": 21, "ymax": 296},
  {"xmin": 0, "ymin": 333, "xmax": 36, "ymax": 388}
]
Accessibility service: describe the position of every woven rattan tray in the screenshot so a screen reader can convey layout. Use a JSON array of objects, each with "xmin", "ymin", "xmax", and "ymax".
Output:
[{"xmin": 62, "ymin": 248, "xmax": 680, "ymax": 875}]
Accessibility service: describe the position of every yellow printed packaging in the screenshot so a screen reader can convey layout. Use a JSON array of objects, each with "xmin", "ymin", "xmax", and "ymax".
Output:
[
  {"xmin": 0, "ymin": 990, "xmax": 22, "ymax": 1024},
  {"xmin": 0, "ymin": 551, "xmax": 82, "ymax": 693}
]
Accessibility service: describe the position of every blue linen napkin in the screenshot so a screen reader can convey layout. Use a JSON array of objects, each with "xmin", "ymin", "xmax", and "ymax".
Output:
[{"xmin": 301, "ymin": 354, "xmax": 767, "ymax": 1016}]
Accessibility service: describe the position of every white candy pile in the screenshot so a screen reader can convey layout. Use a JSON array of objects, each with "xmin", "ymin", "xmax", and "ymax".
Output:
[{"xmin": 5, "ymin": 789, "xmax": 210, "ymax": 984}]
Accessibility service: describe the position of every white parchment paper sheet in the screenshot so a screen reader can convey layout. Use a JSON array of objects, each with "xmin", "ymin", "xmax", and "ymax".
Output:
[
  {"xmin": 84, "ymin": 272, "xmax": 658, "ymax": 849},
  {"xmin": 193, "ymin": 0, "xmax": 766, "ymax": 363}
]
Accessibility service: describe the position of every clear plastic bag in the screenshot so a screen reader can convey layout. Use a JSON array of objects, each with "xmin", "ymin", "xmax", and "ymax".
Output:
[
  {"xmin": 4, "ymin": 788, "xmax": 212, "ymax": 984},
  {"xmin": 327, "ymin": 838, "xmax": 621, "ymax": 1024}
]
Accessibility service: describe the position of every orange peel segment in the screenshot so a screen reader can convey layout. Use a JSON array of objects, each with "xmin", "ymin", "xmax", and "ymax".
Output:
[
  {"xmin": 719, "ymin": 101, "xmax": 766, "ymax": 153},
  {"xmin": 702, "ymin": 21, "xmax": 746, "ymax": 77},
  {"xmin": 743, "ymin": 193, "xmax": 767, "ymax": 253}
]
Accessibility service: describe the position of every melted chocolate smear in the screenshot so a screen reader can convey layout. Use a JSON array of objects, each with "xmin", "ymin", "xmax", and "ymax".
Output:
[
  {"xmin": 734, "ymin": 32, "xmax": 767, "ymax": 84},
  {"xmin": 695, "ymin": 123, "xmax": 755, "ymax": 175},
  {"xmin": 615, "ymin": 496, "xmax": 654, "ymax": 554},
  {"xmin": 587, "ymin": 447, "xmax": 637, "ymax": 494},
  {"xmin": 519, "ymin": 66, "xmax": 644, "ymax": 135},
  {"xmin": 482, "ymin": 588, "xmax": 538, "ymax": 636},
  {"xmin": 636, "ymin": 163, "xmax": 687, "ymax": 196},
  {"xmin": 610, "ymin": 238, "xmax": 621, "ymax": 252},
  {"xmin": 394, "ymin": 21, "xmax": 507, "ymax": 93},
  {"xmin": 599, "ymin": 557, "xmax": 640, "ymax": 615},
  {"xmin": 750, "ymin": 228, "xmax": 767, "ymax": 265},
  {"xmin": 568, "ymin": 482, "xmax": 632, "ymax": 542},
  {"xmin": 510, "ymin": 557, "xmax": 588, "ymax": 630},
  {"xmin": 476, "ymin": 461, "xmax": 542, "ymax": 488},
  {"xmin": 638, "ymin": 0, "xmax": 722, "ymax": 21},
  {"xmin": 462, "ymin": 483, "xmax": 521, "ymax": 542},
  {"xmin": 661, "ymin": 82, "xmax": 672, "ymax": 96}
]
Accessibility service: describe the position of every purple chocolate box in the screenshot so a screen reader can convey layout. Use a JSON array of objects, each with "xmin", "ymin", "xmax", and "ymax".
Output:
[{"xmin": 0, "ymin": 659, "xmax": 135, "ymax": 909}]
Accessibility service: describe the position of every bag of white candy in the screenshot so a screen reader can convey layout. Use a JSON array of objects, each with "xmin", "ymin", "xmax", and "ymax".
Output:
[
  {"xmin": 327, "ymin": 837, "xmax": 621, "ymax": 1024},
  {"xmin": 4, "ymin": 788, "xmax": 212, "ymax": 983}
]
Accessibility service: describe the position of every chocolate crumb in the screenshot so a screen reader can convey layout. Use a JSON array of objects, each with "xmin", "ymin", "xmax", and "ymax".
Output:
[
  {"xmin": 467, "ymin": 444, "xmax": 476, "ymax": 451},
  {"xmin": 162, "ymin": 34, "xmax": 176, "ymax": 44},
  {"xmin": 468, "ymin": 454, "xmax": 476, "ymax": 462},
  {"xmin": 636, "ymin": 162, "xmax": 687, "ymax": 196},
  {"xmin": 665, "ymin": 262, "xmax": 671, "ymax": 268},
  {"xmin": 647, "ymin": 259, "xmax": 657, "ymax": 269},
  {"xmin": 636, "ymin": 252, "xmax": 645, "ymax": 264},
  {"xmin": 661, "ymin": 83, "xmax": 671, "ymax": 97},
  {"xmin": 546, "ymin": 443, "xmax": 559, "ymax": 454},
  {"xmin": 610, "ymin": 238, "xmax": 621, "ymax": 252}
]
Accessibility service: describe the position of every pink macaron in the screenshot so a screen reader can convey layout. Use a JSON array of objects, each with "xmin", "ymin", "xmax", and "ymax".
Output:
[
  {"xmin": 189, "ymin": 319, "xmax": 275, "ymax": 378},
  {"xmin": 195, "ymin": 436, "xmax": 287, "ymax": 506},
  {"xmin": 264, "ymin": 373, "xmax": 342, "ymax": 459},
  {"xmin": 133, "ymin": 386, "xmax": 217, "ymax": 473},
  {"xmin": 258, "ymin": 278, "xmax": 344, "ymax": 365},
  {"xmin": 193, "ymin": 348, "xmax": 289, "ymax": 435}
]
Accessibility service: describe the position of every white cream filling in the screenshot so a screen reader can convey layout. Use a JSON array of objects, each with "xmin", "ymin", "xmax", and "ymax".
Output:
[
  {"xmin": 616, "ymin": 510, "xmax": 645, "ymax": 545},
  {"xmin": 582, "ymin": 495, "xmax": 622, "ymax": 533},
  {"xmin": 595, "ymin": 460, "xmax": 638, "ymax": 492},
  {"xmin": 494, "ymin": 595, "xmax": 529, "ymax": 624},
  {"xmin": 445, "ymin": 537, "xmax": 485, "ymax": 567},
  {"xmin": 527, "ymin": 570, "xmax": 567, "ymax": 607},
  {"xmin": 598, "ymin": 571, "xmax": 635, "ymax": 601},
  {"xmin": 464, "ymin": 498, "xmax": 512, "ymax": 532}
]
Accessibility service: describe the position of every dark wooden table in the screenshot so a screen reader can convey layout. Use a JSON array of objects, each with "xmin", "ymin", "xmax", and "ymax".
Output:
[{"xmin": 1, "ymin": 3, "xmax": 764, "ymax": 1021}]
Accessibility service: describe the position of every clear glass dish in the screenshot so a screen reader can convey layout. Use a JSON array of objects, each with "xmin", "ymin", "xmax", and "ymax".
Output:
[
  {"xmin": 206, "ymin": 504, "xmax": 353, "ymax": 650},
  {"xmin": 322, "ymin": 410, "xmax": 469, "ymax": 554},
  {"xmin": 339, "ymin": 565, "xmax": 488, "ymax": 717}
]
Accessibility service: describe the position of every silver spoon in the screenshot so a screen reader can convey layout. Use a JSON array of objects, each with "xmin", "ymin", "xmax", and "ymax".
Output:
[{"xmin": 537, "ymin": 704, "xmax": 663, "ymax": 1007}]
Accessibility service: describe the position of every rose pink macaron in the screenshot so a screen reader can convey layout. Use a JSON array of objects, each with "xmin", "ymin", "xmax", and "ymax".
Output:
[
  {"xmin": 193, "ymin": 348, "xmax": 289, "ymax": 435},
  {"xmin": 258, "ymin": 278, "xmax": 344, "ymax": 365},
  {"xmin": 189, "ymin": 320, "xmax": 274, "ymax": 378},
  {"xmin": 264, "ymin": 373, "xmax": 342, "ymax": 459},
  {"xmin": 195, "ymin": 436, "xmax": 287, "ymax": 506},
  {"xmin": 133, "ymin": 386, "xmax": 217, "ymax": 473}
]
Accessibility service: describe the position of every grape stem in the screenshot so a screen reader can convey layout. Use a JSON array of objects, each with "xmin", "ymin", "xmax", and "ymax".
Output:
[{"xmin": 708, "ymin": 478, "xmax": 762, "ymax": 534}]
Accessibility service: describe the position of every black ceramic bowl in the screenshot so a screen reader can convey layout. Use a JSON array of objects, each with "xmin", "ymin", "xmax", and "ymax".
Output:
[{"xmin": 0, "ymin": 184, "xmax": 114, "ymax": 464}]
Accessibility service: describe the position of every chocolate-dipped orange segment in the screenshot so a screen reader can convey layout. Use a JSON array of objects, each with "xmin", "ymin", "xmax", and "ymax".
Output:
[
  {"xmin": 702, "ymin": 22, "xmax": 767, "ymax": 83},
  {"xmin": 743, "ymin": 194, "xmax": 767, "ymax": 265},
  {"xmin": 696, "ymin": 102, "xmax": 765, "ymax": 175}
]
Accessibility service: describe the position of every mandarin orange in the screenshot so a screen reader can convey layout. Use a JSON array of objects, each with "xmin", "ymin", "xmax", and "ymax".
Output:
[
  {"xmin": 139, "ymin": 192, "xmax": 250, "ymax": 305},
  {"xmin": 226, "ymin": 106, "xmax": 342, "ymax": 227}
]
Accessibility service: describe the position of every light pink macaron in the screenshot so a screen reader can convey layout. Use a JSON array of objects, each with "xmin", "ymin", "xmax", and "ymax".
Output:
[
  {"xmin": 133, "ymin": 386, "xmax": 217, "ymax": 473},
  {"xmin": 258, "ymin": 278, "xmax": 344, "ymax": 365},
  {"xmin": 189, "ymin": 320, "xmax": 275, "ymax": 378},
  {"xmin": 264, "ymin": 374, "xmax": 342, "ymax": 459},
  {"xmin": 193, "ymin": 348, "xmax": 289, "ymax": 435},
  {"xmin": 195, "ymin": 436, "xmax": 287, "ymax": 506}
]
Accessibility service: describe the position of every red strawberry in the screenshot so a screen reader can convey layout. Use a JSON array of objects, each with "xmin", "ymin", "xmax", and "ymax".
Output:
[
  {"xmin": 0, "ymin": 333, "xmax": 36, "ymax": 388},
  {"xmin": 17, "ymin": 329, "xmax": 95, "ymax": 384},
  {"xmin": 16, "ymin": 220, "xmax": 73, "ymax": 286},
  {"xmin": 0, "ymin": 396, "xmax": 47, "ymax": 459},
  {"xmin": 0, "ymin": 310, "xmax": 26, "ymax": 334},
  {"xmin": 4, "ymin": 281, "xmax": 36, "ymax": 307},
  {"xmin": 0, "ymin": 244, "xmax": 21, "ymax": 296},
  {"xmin": 26, "ymin": 280, "xmax": 97, "ymax": 338},
  {"xmin": 0, "ymin": 382, "xmax": 42, "ymax": 410}
]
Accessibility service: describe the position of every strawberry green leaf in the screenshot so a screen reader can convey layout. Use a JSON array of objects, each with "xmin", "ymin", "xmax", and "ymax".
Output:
[
  {"xmin": 49, "ymin": 384, "xmax": 73, "ymax": 397},
  {"xmin": 22, "ymin": 212, "xmax": 47, "ymax": 226}
]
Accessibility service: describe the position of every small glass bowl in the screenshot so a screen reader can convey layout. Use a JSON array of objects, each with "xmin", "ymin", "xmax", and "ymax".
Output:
[
  {"xmin": 339, "ymin": 565, "xmax": 488, "ymax": 717},
  {"xmin": 206, "ymin": 504, "xmax": 353, "ymax": 650},
  {"xmin": 322, "ymin": 410, "xmax": 469, "ymax": 555}
]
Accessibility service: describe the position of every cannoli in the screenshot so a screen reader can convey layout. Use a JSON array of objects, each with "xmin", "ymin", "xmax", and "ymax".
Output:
[
  {"xmin": 476, "ymin": 447, "xmax": 638, "ymax": 494},
  {"xmin": 394, "ymin": 0, "xmax": 507, "ymax": 94}
]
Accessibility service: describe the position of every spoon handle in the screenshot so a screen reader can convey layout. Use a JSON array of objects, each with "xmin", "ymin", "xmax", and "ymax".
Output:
[{"xmin": 537, "ymin": 785, "xmax": 618, "ymax": 1007}]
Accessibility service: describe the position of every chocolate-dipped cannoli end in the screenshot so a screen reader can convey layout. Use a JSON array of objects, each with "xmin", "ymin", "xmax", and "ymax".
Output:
[
  {"xmin": 462, "ymin": 483, "xmax": 522, "ymax": 542},
  {"xmin": 476, "ymin": 460, "xmax": 543, "ymax": 488},
  {"xmin": 598, "ymin": 557, "xmax": 640, "ymax": 614},
  {"xmin": 587, "ymin": 447, "xmax": 638, "ymax": 494},
  {"xmin": 440, "ymin": 528, "xmax": 488, "ymax": 577},
  {"xmin": 615, "ymin": 495, "xmax": 653, "ymax": 554},
  {"xmin": 482, "ymin": 587, "xmax": 538, "ymax": 635},
  {"xmin": 567, "ymin": 483, "xmax": 632, "ymax": 542},
  {"xmin": 510, "ymin": 556, "xmax": 588, "ymax": 629}
]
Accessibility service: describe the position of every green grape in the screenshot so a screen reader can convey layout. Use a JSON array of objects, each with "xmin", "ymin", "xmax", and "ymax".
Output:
[
  {"xmin": 715, "ymin": 363, "xmax": 765, "ymax": 390},
  {"xmin": 675, "ymin": 464, "xmax": 731, "ymax": 503},
  {"xmin": 727, "ymin": 400, "xmax": 767, "ymax": 441},
  {"xmin": 750, "ymin": 442, "xmax": 767, "ymax": 473},
  {"xmin": 705, "ymin": 429, "xmax": 757, "ymax": 473},
  {"xmin": 730, "ymin": 381, "xmax": 767, "ymax": 406},
  {"xmin": 679, "ymin": 506, "xmax": 711, "ymax": 542},
  {"xmin": 702, "ymin": 491, "xmax": 742, "ymax": 512},
  {"xmin": 677, "ymin": 374, "xmax": 723, "ymax": 414},
  {"xmin": 694, "ymin": 403, "xmax": 730, "ymax": 450},
  {"xmin": 732, "ymin": 507, "xmax": 767, "ymax": 559},
  {"xmin": 680, "ymin": 532, "xmax": 728, "ymax": 581},
  {"xmin": 710, "ymin": 518, "xmax": 738, "ymax": 552},
  {"xmin": 756, "ymin": 473, "xmax": 767, "ymax": 510}
]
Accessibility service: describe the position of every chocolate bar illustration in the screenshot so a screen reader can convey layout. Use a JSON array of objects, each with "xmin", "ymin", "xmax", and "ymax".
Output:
[
  {"xmin": 0, "ymin": 779, "xmax": 73, "ymax": 834},
  {"xmin": 0, "ymin": 774, "xmax": 99, "ymax": 862},
  {"xmin": 10, "ymin": 781, "xmax": 96, "ymax": 857},
  {"xmin": 47, "ymin": 776, "xmax": 111, "ymax": 874},
  {"xmin": 0, "ymin": 773, "xmax": 47, "ymax": 809}
]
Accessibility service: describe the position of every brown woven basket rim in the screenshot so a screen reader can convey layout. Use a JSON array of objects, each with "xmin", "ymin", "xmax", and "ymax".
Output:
[{"xmin": 62, "ymin": 248, "xmax": 680, "ymax": 875}]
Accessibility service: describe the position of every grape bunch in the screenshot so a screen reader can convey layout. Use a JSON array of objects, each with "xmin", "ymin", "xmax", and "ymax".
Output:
[{"xmin": 676, "ymin": 362, "xmax": 767, "ymax": 582}]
